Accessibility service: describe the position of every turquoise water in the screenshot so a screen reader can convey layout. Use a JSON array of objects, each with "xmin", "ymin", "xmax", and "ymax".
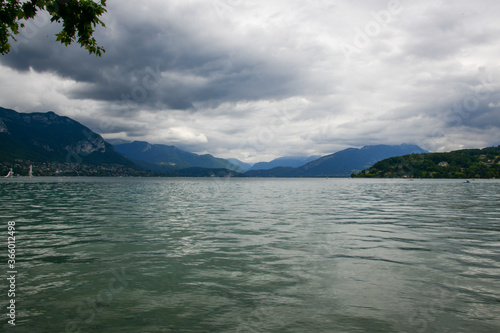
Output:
[{"xmin": 1, "ymin": 177, "xmax": 499, "ymax": 332}]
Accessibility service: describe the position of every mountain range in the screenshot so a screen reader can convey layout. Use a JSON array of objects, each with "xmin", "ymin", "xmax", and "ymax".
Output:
[
  {"xmin": 248, "ymin": 155, "xmax": 321, "ymax": 171},
  {"xmin": 245, "ymin": 144, "xmax": 428, "ymax": 177},
  {"xmin": 1, "ymin": 107, "xmax": 429, "ymax": 177},
  {"xmin": 112, "ymin": 140, "xmax": 243, "ymax": 173}
]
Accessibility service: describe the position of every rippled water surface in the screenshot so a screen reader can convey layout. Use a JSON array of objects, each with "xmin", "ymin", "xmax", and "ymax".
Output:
[{"xmin": 1, "ymin": 177, "xmax": 499, "ymax": 332}]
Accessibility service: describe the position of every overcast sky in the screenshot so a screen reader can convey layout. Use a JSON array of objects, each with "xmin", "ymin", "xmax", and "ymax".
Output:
[{"xmin": 1, "ymin": 0, "xmax": 499, "ymax": 162}]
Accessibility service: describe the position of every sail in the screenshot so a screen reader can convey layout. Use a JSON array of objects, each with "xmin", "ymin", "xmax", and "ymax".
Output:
[{"xmin": 4, "ymin": 168, "xmax": 13, "ymax": 178}]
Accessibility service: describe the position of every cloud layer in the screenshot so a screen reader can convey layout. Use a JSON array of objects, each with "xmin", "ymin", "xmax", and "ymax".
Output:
[{"xmin": 1, "ymin": 0, "xmax": 499, "ymax": 162}]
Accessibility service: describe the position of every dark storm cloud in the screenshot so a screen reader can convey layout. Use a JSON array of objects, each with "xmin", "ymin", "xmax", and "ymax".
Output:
[
  {"xmin": 444, "ymin": 99, "xmax": 500, "ymax": 130},
  {"xmin": 0, "ymin": 1, "xmax": 307, "ymax": 113}
]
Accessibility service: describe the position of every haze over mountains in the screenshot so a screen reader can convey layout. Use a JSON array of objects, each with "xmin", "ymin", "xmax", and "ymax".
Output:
[
  {"xmin": 1, "ymin": 107, "xmax": 430, "ymax": 177},
  {"xmin": 226, "ymin": 158, "xmax": 253, "ymax": 171},
  {"xmin": 112, "ymin": 141, "xmax": 244, "ymax": 173}
]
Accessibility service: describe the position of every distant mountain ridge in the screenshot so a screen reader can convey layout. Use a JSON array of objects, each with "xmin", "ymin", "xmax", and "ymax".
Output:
[
  {"xmin": 112, "ymin": 141, "xmax": 243, "ymax": 172},
  {"xmin": 248, "ymin": 155, "xmax": 321, "ymax": 171},
  {"xmin": 245, "ymin": 144, "xmax": 428, "ymax": 177},
  {"xmin": 226, "ymin": 158, "xmax": 253, "ymax": 171}
]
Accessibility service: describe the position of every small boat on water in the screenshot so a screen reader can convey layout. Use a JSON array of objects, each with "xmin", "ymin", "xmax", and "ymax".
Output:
[
  {"xmin": 464, "ymin": 180, "xmax": 471, "ymax": 183},
  {"xmin": 4, "ymin": 168, "xmax": 13, "ymax": 178},
  {"xmin": 29, "ymin": 165, "xmax": 33, "ymax": 178}
]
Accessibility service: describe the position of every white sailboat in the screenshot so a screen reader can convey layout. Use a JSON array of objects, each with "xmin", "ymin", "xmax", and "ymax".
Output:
[
  {"xmin": 29, "ymin": 165, "xmax": 33, "ymax": 178},
  {"xmin": 4, "ymin": 168, "xmax": 13, "ymax": 178}
]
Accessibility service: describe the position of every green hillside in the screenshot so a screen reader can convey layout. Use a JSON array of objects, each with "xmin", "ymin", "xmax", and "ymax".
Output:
[{"xmin": 353, "ymin": 146, "xmax": 500, "ymax": 178}]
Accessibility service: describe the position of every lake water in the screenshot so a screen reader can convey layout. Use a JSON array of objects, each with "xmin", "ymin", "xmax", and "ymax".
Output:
[{"xmin": 0, "ymin": 177, "xmax": 499, "ymax": 332}]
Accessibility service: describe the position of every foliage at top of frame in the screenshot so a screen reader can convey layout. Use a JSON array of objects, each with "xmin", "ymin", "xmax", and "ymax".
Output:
[{"xmin": 0, "ymin": 0, "xmax": 107, "ymax": 56}]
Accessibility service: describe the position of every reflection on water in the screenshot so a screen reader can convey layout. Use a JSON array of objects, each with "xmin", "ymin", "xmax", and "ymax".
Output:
[{"xmin": 0, "ymin": 178, "xmax": 499, "ymax": 332}]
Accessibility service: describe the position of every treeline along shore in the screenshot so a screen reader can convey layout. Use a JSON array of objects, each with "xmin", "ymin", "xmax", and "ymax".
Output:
[{"xmin": 352, "ymin": 146, "xmax": 500, "ymax": 179}]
